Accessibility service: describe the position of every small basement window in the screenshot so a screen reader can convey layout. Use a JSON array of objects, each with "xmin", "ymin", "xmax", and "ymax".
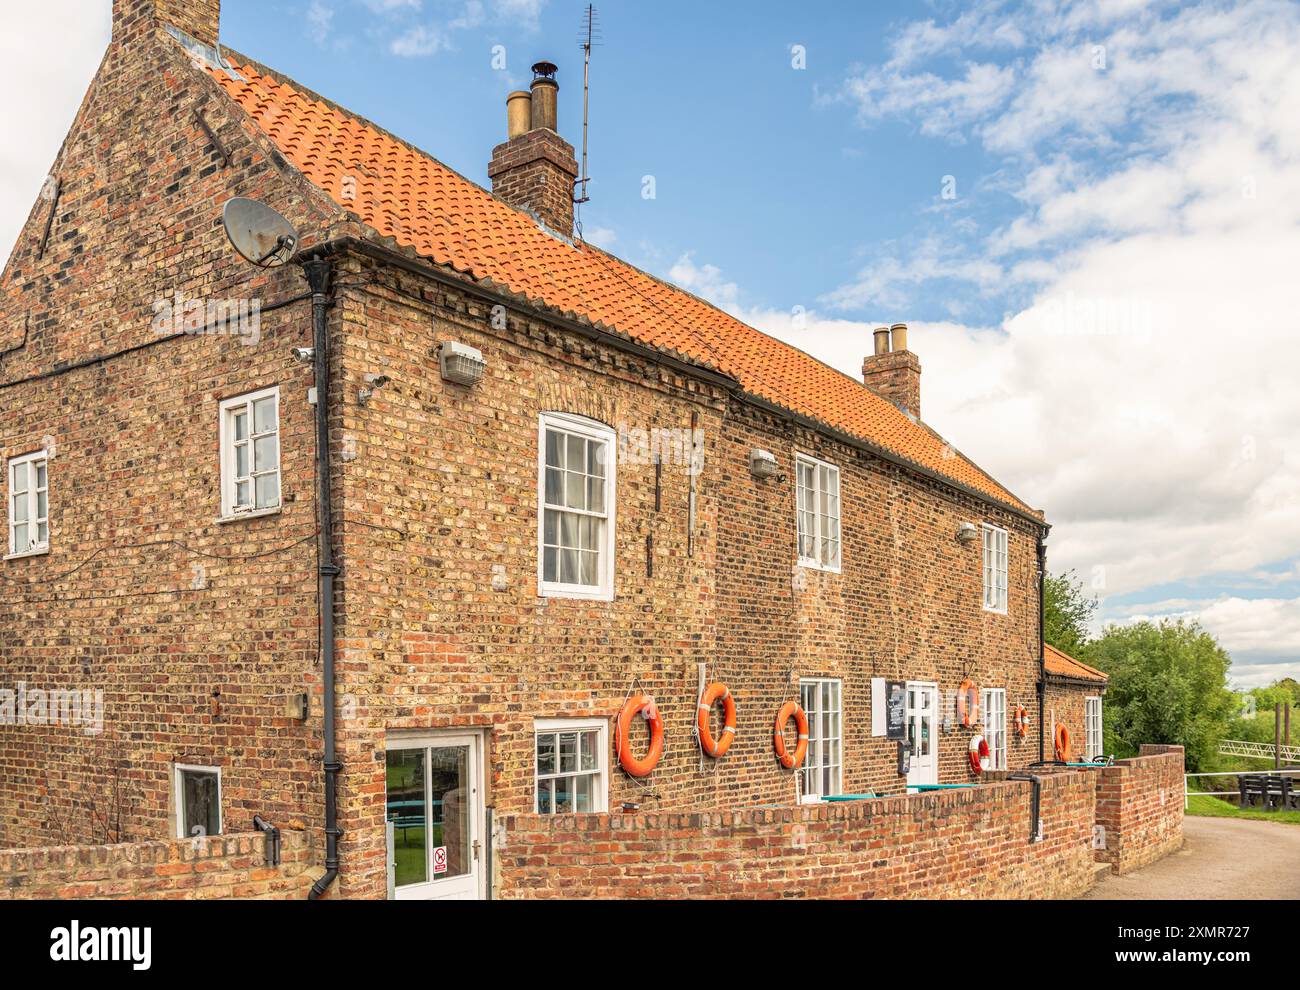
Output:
[
  {"xmin": 534, "ymin": 719, "xmax": 608, "ymax": 814},
  {"xmin": 220, "ymin": 387, "xmax": 281, "ymax": 518},
  {"xmin": 6, "ymin": 450, "xmax": 49, "ymax": 558},
  {"xmin": 174, "ymin": 764, "xmax": 222, "ymax": 838},
  {"xmin": 982, "ymin": 524, "xmax": 1008, "ymax": 613}
]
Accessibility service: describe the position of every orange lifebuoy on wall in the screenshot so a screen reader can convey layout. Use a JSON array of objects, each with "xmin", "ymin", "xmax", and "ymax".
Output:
[
  {"xmin": 616, "ymin": 695, "xmax": 664, "ymax": 778},
  {"xmin": 1014, "ymin": 704, "xmax": 1030, "ymax": 738},
  {"xmin": 1054, "ymin": 724, "xmax": 1071, "ymax": 762},
  {"xmin": 969, "ymin": 735, "xmax": 991, "ymax": 774},
  {"xmin": 774, "ymin": 701, "xmax": 809, "ymax": 770},
  {"xmin": 956, "ymin": 679, "xmax": 980, "ymax": 727},
  {"xmin": 697, "ymin": 683, "xmax": 737, "ymax": 758}
]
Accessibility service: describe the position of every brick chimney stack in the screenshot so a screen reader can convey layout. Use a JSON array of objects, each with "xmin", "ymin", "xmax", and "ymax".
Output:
[
  {"xmin": 863, "ymin": 324, "xmax": 922, "ymax": 419},
  {"xmin": 488, "ymin": 61, "xmax": 580, "ymax": 236},
  {"xmin": 113, "ymin": 0, "xmax": 222, "ymax": 48}
]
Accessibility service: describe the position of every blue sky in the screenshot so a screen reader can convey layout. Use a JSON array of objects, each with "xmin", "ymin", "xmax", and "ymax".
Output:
[{"xmin": 4, "ymin": 0, "xmax": 1300, "ymax": 687}]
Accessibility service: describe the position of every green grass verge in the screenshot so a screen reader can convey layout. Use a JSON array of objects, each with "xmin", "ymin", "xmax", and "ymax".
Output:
[{"xmin": 1186, "ymin": 793, "xmax": 1300, "ymax": 825}]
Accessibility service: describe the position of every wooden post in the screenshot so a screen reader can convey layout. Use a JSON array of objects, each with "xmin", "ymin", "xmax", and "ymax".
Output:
[{"xmin": 1276, "ymin": 703, "xmax": 1283, "ymax": 770}]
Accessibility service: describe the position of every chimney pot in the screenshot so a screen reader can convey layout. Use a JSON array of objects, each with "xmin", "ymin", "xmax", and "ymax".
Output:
[
  {"xmin": 506, "ymin": 91, "xmax": 532, "ymax": 139},
  {"xmin": 530, "ymin": 75, "xmax": 559, "ymax": 133},
  {"xmin": 873, "ymin": 327, "xmax": 891, "ymax": 356},
  {"xmin": 891, "ymin": 323, "xmax": 909, "ymax": 353}
]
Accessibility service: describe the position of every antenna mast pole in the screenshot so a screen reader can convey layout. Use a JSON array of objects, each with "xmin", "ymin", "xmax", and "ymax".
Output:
[{"xmin": 577, "ymin": 4, "xmax": 596, "ymax": 206}]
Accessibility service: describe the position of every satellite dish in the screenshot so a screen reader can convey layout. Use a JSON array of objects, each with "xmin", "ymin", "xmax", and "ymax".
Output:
[{"xmin": 222, "ymin": 198, "xmax": 299, "ymax": 268}]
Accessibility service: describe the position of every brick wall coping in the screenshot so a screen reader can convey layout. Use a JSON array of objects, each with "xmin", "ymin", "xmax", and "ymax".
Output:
[
  {"xmin": 501, "ymin": 773, "xmax": 1085, "ymax": 833},
  {"xmin": 0, "ymin": 829, "xmax": 310, "ymax": 874}
]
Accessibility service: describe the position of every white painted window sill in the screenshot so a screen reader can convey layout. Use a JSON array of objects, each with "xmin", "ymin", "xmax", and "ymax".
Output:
[
  {"xmin": 217, "ymin": 507, "xmax": 282, "ymax": 525},
  {"xmin": 4, "ymin": 546, "xmax": 50, "ymax": 562}
]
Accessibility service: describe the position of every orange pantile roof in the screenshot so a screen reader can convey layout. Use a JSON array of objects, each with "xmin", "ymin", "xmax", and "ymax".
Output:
[
  {"xmin": 208, "ymin": 55, "xmax": 1038, "ymax": 517},
  {"xmin": 1044, "ymin": 644, "xmax": 1108, "ymax": 683}
]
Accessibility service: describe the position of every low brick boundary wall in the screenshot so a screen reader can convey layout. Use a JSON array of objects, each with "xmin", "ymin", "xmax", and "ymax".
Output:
[
  {"xmin": 0, "ymin": 830, "xmax": 318, "ymax": 899},
  {"xmin": 1094, "ymin": 744, "xmax": 1185, "ymax": 874},
  {"xmin": 495, "ymin": 772, "xmax": 1098, "ymax": 899}
]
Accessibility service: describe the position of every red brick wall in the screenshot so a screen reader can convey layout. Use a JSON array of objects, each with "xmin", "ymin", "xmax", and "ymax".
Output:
[
  {"xmin": 717, "ymin": 404, "xmax": 1044, "ymax": 799},
  {"xmin": 1044, "ymin": 681, "xmax": 1105, "ymax": 761},
  {"xmin": 0, "ymin": 829, "xmax": 317, "ymax": 899},
  {"xmin": 1094, "ymin": 744, "xmax": 1184, "ymax": 874},
  {"xmin": 495, "ymin": 772, "xmax": 1098, "ymax": 899},
  {"xmin": 0, "ymin": 21, "xmax": 340, "ymax": 847}
]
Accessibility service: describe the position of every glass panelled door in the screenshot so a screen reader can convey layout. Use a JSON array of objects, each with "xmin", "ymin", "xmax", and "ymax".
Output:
[
  {"xmin": 906, "ymin": 682, "xmax": 939, "ymax": 786},
  {"xmin": 386, "ymin": 733, "xmax": 484, "ymax": 900}
]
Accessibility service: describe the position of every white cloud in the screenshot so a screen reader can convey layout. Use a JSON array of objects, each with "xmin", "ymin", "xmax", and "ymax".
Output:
[
  {"xmin": 0, "ymin": 3, "xmax": 109, "ymax": 275},
  {"xmin": 390, "ymin": 23, "xmax": 450, "ymax": 56},
  {"xmin": 308, "ymin": 1, "xmax": 336, "ymax": 45},
  {"xmin": 388, "ymin": 0, "xmax": 548, "ymax": 57},
  {"xmin": 816, "ymin": 0, "xmax": 1300, "ymax": 616}
]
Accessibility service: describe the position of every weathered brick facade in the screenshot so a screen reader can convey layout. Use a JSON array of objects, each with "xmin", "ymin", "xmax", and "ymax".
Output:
[{"xmin": 0, "ymin": 0, "xmax": 1130, "ymax": 901}]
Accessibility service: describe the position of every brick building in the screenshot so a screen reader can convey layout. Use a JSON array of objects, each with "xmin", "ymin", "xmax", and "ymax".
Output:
[{"xmin": 0, "ymin": 0, "xmax": 1103, "ymax": 899}]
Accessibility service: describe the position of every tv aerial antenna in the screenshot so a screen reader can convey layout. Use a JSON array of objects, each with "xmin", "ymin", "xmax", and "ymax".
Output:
[
  {"xmin": 222, "ymin": 197, "xmax": 299, "ymax": 268},
  {"xmin": 575, "ymin": 4, "xmax": 602, "ymax": 207}
]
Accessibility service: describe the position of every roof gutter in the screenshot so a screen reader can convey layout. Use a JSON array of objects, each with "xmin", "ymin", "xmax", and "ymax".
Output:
[
  {"xmin": 313, "ymin": 235, "xmax": 1050, "ymax": 532},
  {"xmin": 739, "ymin": 391, "xmax": 1051, "ymax": 531},
  {"xmin": 316, "ymin": 236, "xmax": 739, "ymax": 391}
]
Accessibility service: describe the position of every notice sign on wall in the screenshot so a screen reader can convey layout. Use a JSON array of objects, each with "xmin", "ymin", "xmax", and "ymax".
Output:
[
  {"xmin": 886, "ymin": 681, "xmax": 907, "ymax": 741},
  {"xmin": 433, "ymin": 846, "xmax": 448, "ymax": 875}
]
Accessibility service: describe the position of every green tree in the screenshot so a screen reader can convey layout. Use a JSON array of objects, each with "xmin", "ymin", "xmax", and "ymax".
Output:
[
  {"xmin": 1083, "ymin": 619, "xmax": 1236, "ymax": 771},
  {"xmin": 1227, "ymin": 681, "xmax": 1300, "ymax": 747},
  {"xmin": 1043, "ymin": 570, "xmax": 1099, "ymax": 656}
]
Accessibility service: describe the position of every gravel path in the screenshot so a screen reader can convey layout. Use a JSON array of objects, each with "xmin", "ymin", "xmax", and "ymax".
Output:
[{"xmin": 1084, "ymin": 816, "xmax": 1300, "ymax": 900}]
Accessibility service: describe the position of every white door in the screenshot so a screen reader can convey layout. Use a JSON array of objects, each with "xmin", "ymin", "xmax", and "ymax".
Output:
[
  {"xmin": 906, "ymin": 682, "xmax": 938, "ymax": 787},
  {"xmin": 386, "ymin": 732, "xmax": 485, "ymax": 900}
]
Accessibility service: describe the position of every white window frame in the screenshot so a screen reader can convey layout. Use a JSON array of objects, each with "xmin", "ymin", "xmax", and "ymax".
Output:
[
  {"xmin": 795, "ymin": 453, "xmax": 842, "ymax": 573},
  {"xmin": 173, "ymin": 763, "xmax": 222, "ymax": 839},
  {"xmin": 533, "ymin": 718, "xmax": 609, "ymax": 814},
  {"xmin": 6, "ymin": 449, "xmax": 50, "ymax": 559},
  {"xmin": 982, "ymin": 523, "xmax": 1008, "ymax": 614},
  {"xmin": 219, "ymin": 387, "xmax": 281, "ymax": 520},
  {"xmin": 537, "ymin": 412, "xmax": 616, "ymax": 601},
  {"xmin": 1085, "ymin": 696, "xmax": 1104, "ymax": 760},
  {"xmin": 799, "ymin": 678, "xmax": 843, "ymax": 803},
  {"xmin": 981, "ymin": 687, "xmax": 1008, "ymax": 771}
]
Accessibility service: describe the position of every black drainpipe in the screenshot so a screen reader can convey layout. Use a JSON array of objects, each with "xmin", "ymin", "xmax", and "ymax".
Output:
[
  {"xmin": 1036, "ymin": 533, "xmax": 1047, "ymax": 764},
  {"xmin": 303, "ymin": 257, "xmax": 343, "ymax": 900}
]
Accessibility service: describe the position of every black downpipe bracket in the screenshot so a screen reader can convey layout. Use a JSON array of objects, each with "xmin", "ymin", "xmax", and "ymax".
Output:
[
  {"xmin": 1037, "ymin": 534, "xmax": 1047, "ymax": 764},
  {"xmin": 303, "ymin": 257, "xmax": 343, "ymax": 900}
]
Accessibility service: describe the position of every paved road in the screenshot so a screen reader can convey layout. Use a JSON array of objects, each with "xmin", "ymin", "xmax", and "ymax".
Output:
[{"xmin": 1085, "ymin": 816, "xmax": 1300, "ymax": 900}]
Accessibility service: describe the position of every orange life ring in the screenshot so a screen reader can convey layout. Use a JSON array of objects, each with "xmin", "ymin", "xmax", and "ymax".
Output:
[
  {"xmin": 1014, "ymin": 704, "xmax": 1030, "ymax": 738},
  {"xmin": 774, "ymin": 701, "xmax": 809, "ymax": 769},
  {"xmin": 969, "ymin": 735, "xmax": 991, "ymax": 774},
  {"xmin": 956, "ymin": 679, "xmax": 980, "ymax": 727},
  {"xmin": 1054, "ymin": 724, "xmax": 1071, "ymax": 762},
  {"xmin": 697, "ymin": 683, "xmax": 737, "ymax": 758},
  {"xmin": 615, "ymin": 694, "xmax": 664, "ymax": 778}
]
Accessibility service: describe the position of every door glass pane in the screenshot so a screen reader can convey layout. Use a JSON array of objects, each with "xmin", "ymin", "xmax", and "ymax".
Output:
[
  {"xmin": 428, "ymin": 746, "xmax": 470, "ymax": 881},
  {"xmin": 387, "ymin": 749, "xmax": 427, "ymax": 887}
]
